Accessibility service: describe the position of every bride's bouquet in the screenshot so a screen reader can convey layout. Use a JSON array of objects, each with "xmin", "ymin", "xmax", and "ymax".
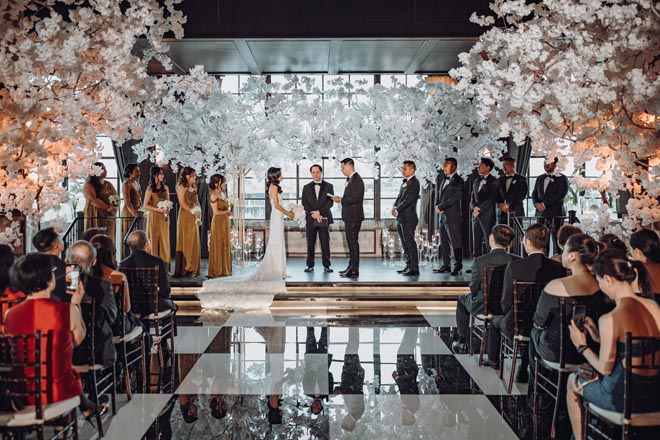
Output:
[
  {"xmin": 191, "ymin": 206, "xmax": 203, "ymax": 226},
  {"xmin": 157, "ymin": 200, "xmax": 173, "ymax": 220},
  {"xmin": 286, "ymin": 204, "xmax": 306, "ymax": 227}
]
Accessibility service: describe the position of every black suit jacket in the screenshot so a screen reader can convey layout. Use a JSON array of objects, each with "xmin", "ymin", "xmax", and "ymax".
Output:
[
  {"xmin": 532, "ymin": 174, "xmax": 569, "ymax": 219},
  {"xmin": 301, "ymin": 181, "xmax": 334, "ymax": 225},
  {"xmin": 466, "ymin": 248, "xmax": 520, "ymax": 315},
  {"xmin": 341, "ymin": 173, "xmax": 365, "ymax": 222},
  {"xmin": 498, "ymin": 253, "xmax": 566, "ymax": 335},
  {"xmin": 497, "ymin": 173, "xmax": 528, "ymax": 219},
  {"xmin": 470, "ymin": 174, "xmax": 499, "ymax": 223},
  {"xmin": 78, "ymin": 273, "xmax": 118, "ymax": 367},
  {"xmin": 120, "ymin": 250, "xmax": 173, "ymax": 312},
  {"xmin": 394, "ymin": 176, "xmax": 420, "ymax": 224},
  {"xmin": 435, "ymin": 173, "xmax": 464, "ymax": 224}
]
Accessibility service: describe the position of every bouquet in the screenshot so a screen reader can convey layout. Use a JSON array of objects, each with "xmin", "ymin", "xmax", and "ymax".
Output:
[
  {"xmin": 157, "ymin": 200, "xmax": 174, "ymax": 220},
  {"xmin": 191, "ymin": 206, "xmax": 203, "ymax": 226},
  {"xmin": 286, "ymin": 204, "xmax": 306, "ymax": 228},
  {"xmin": 108, "ymin": 195, "xmax": 120, "ymax": 208}
]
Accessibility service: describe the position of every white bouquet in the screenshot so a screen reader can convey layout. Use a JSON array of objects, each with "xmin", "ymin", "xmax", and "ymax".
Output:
[
  {"xmin": 108, "ymin": 195, "xmax": 120, "ymax": 208},
  {"xmin": 287, "ymin": 204, "xmax": 306, "ymax": 227},
  {"xmin": 191, "ymin": 206, "xmax": 203, "ymax": 226},
  {"xmin": 157, "ymin": 200, "xmax": 174, "ymax": 220}
]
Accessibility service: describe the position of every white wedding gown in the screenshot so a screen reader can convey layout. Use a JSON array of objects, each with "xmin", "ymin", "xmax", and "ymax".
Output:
[{"xmin": 197, "ymin": 194, "xmax": 287, "ymax": 310}]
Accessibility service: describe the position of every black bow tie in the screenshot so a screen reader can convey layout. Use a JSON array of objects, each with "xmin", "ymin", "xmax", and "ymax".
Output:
[
  {"xmin": 346, "ymin": 177, "xmax": 350, "ymax": 182},
  {"xmin": 506, "ymin": 175, "xmax": 514, "ymax": 180},
  {"xmin": 314, "ymin": 182, "xmax": 321, "ymax": 186},
  {"xmin": 480, "ymin": 176, "xmax": 487, "ymax": 181},
  {"xmin": 402, "ymin": 178, "xmax": 408, "ymax": 183}
]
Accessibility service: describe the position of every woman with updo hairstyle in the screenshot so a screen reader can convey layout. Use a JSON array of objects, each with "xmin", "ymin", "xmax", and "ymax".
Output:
[
  {"xmin": 31, "ymin": 227, "xmax": 67, "ymax": 301},
  {"xmin": 566, "ymin": 250, "xmax": 660, "ymax": 440},
  {"xmin": 599, "ymin": 233, "xmax": 629, "ymax": 255},
  {"xmin": 552, "ymin": 224, "xmax": 583, "ymax": 263},
  {"xmin": 630, "ymin": 228, "xmax": 660, "ymax": 304},
  {"xmin": 175, "ymin": 166, "xmax": 201, "ymax": 277},
  {"xmin": 120, "ymin": 163, "xmax": 142, "ymax": 259},
  {"xmin": 143, "ymin": 166, "xmax": 171, "ymax": 268},
  {"xmin": 207, "ymin": 174, "xmax": 232, "ymax": 278},
  {"xmin": 528, "ymin": 234, "xmax": 609, "ymax": 411}
]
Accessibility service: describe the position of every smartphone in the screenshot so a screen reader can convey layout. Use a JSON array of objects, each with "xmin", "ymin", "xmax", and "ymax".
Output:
[
  {"xmin": 66, "ymin": 264, "xmax": 80, "ymax": 291},
  {"xmin": 572, "ymin": 305, "xmax": 586, "ymax": 331}
]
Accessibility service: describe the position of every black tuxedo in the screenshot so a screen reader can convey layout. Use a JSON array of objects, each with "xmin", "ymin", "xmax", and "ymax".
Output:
[
  {"xmin": 341, "ymin": 173, "xmax": 365, "ymax": 271},
  {"xmin": 394, "ymin": 175, "xmax": 420, "ymax": 271},
  {"xmin": 532, "ymin": 173, "xmax": 569, "ymax": 252},
  {"xmin": 487, "ymin": 253, "xmax": 566, "ymax": 363},
  {"xmin": 302, "ymin": 180, "xmax": 334, "ymax": 268},
  {"xmin": 455, "ymin": 248, "xmax": 520, "ymax": 342},
  {"xmin": 435, "ymin": 173, "xmax": 464, "ymax": 267},
  {"xmin": 497, "ymin": 173, "xmax": 528, "ymax": 225},
  {"xmin": 120, "ymin": 250, "xmax": 176, "ymax": 314},
  {"xmin": 470, "ymin": 174, "xmax": 499, "ymax": 257}
]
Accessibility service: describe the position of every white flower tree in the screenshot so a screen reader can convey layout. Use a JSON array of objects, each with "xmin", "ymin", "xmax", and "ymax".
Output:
[
  {"xmin": 450, "ymin": 0, "xmax": 660, "ymax": 233},
  {"xmin": 0, "ymin": 0, "xmax": 186, "ymax": 247}
]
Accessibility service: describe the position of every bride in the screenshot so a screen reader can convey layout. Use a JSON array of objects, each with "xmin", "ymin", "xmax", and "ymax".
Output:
[{"xmin": 197, "ymin": 167, "xmax": 295, "ymax": 310}]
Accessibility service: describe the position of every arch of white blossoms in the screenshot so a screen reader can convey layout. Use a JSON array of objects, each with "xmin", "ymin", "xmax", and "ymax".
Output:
[{"xmin": 0, "ymin": 0, "xmax": 658, "ymax": 247}]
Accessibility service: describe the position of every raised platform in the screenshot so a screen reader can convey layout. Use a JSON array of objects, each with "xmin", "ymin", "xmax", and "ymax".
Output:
[{"xmin": 171, "ymin": 257, "xmax": 471, "ymax": 309}]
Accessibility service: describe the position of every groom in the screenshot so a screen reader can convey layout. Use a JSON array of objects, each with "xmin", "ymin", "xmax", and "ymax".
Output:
[
  {"xmin": 330, "ymin": 158, "xmax": 364, "ymax": 278},
  {"xmin": 302, "ymin": 164, "xmax": 334, "ymax": 273}
]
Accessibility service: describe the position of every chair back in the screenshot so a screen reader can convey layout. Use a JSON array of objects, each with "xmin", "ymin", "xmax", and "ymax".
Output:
[
  {"xmin": 111, "ymin": 279, "xmax": 126, "ymax": 339},
  {"xmin": 483, "ymin": 265, "xmax": 508, "ymax": 316},
  {"xmin": 512, "ymin": 280, "xmax": 545, "ymax": 337},
  {"xmin": 0, "ymin": 331, "xmax": 53, "ymax": 417},
  {"xmin": 122, "ymin": 267, "xmax": 159, "ymax": 317},
  {"xmin": 73, "ymin": 297, "xmax": 97, "ymax": 366},
  {"xmin": 624, "ymin": 333, "xmax": 660, "ymax": 419},
  {"xmin": 558, "ymin": 296, "xmax": 614, "ymax": 367}
]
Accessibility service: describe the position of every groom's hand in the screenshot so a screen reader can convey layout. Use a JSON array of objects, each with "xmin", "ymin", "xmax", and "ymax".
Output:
[
  {"xmin": 391, "ymin": 208, "xmax": 397, "ymax": 217},
  {"xmin": 330, "ymin": 195, "xmax": 341, "ymax": 203}
]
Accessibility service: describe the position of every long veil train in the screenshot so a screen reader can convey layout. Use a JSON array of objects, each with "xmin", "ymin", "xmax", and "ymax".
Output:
[{"xmin": 197, "ymin": 195, "xmax": 287, "ymax": 310}]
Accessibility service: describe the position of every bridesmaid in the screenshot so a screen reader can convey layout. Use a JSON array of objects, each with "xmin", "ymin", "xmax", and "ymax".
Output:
[
  {"xmin": 175, "ymin": 166, "xmax": 201, "ymax": 277},
  {"xmin": 83, "ymin": 162, "xmax": 118, "ymax": 244},
  {"xmin": 120, "ymin": 163, "xmax": 142, "ymax": 259},
  {"xmin": 207, "ymin": 174, "xmax": 233, "ymax": 278},
  {"xmin": 143, "ymin": 166, "xmax": 171, "ymax": 269}
]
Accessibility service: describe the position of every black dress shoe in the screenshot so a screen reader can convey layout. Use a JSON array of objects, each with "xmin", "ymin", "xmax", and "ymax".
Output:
[
  {"xmin": 340, "ymin": 270, "xmax": 359, "ymax": 278},
  {"xmin": 482, "ymin": 359, "xmax": 500, "ymax": 369},
  {"xmin": 304, "ymin": 266, "xmax": 314, "ymax": 273},
  {"xmin": 324, "ymin": 267, "xmax": 334, "ymax": 273},
  {"xmin": 396, "ymin": 267, "xmax": 409, "ymax": 274},
  {"xmin": 339, "ymin": 268, "xmax": 350, "ymax": 275},
  {"xmin": 402, "ymin": 269, "xmax": 420, "ymax": 276},
  {"xmin": 433, "ymin": 265, "xmax": 451, "ymax": 273},
  {"xmin": 451, "ymin": 341, "xmax": 468, "ymax": 354},
  {"xmin": 450, "ymin": 265, "xmax": 463, "ymax": 276}
]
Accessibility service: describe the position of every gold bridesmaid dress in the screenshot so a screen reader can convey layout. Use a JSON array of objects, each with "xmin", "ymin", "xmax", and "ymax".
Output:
[
  {"xmin": 174, "ymin": 187, "xmax": 201, "ymax": 277},
  {"xmin": 208, "ymin": 198, "xmax": 232, "ymax": 278},
  {"xmin": 146, "ymin": 190, "xmax": 171, "ymax": 267},
  {"xmin": 120, "ymin": 183, "xmax": 142, "ymax": 259},
  {"xmin": 84, "ymin": 180, "xmax": 118, "ymax": 244}
]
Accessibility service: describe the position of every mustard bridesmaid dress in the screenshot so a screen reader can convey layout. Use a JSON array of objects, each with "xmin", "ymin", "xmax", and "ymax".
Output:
[
  {"xmin": 120, "ymin": 182, "xmax": 142, "ymax": 259},
  {"xmin": 174, "ymin": 187, "xmax": 201, "ymax": 277},
  {"xmin": 146, "ymin": 189, "xmax": 171, "ymax": 268},
  {"xmin": 84, "ymin": 180, "xmax": 118, "ymax": 244},
  {"xmin": 208, "ymin": 198, "xmax": 232, "ymax": 278}
]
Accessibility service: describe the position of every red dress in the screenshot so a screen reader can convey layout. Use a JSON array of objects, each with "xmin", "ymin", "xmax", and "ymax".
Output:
[{"xmin": 3, "ymin": 298, "xmax": 82, "ymax": 404}]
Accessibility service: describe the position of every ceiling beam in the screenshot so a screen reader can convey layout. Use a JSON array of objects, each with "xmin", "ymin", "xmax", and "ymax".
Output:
[
  {"xmin": 327, "ymin": 40, "xmax": 342, "ymax": 74},
  {"xmin": 234, "ymin": 40, "xmax": 262, "ymax": 75},
  {"xmin": 404, "ymin": 39, "xmax": 438, "ymax": 74}
]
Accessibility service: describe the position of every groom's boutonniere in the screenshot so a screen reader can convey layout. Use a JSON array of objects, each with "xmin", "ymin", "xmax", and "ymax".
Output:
[
  {"xmin": 512, "ymin": 179, "xmax": 517, "ymax": 185},
  {"xmin": 402, "ymin": 182, "xmax": 408, "ymax": 188}
]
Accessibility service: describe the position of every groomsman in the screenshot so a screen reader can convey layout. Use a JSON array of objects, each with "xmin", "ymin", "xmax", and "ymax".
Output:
[
  {"xmin": 497, "ymin": 157, "xmax": 528, "ymax": 225},
  {"xmin": 392, "ymin": 161, "xmax": 420, "ymax": 276},
  {"xmin": 434, "ymin": 157, "xmax": 464, "ymax": 276},
  {"xmin": 302, "ymin": 164, "xmax": 334, "ymax": 273},
  {"xmin": 531, "ymin": 157, "xmax": 568, "ymax": 253},
  {"xmin": 331, "ymin": 158, "xmax": 365, "ymax": 278},
  {"xmin": 470, "ymin": 158, "xmax": 499, "ymax": 258}
]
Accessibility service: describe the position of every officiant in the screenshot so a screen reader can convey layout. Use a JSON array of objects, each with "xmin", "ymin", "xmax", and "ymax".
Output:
[{"xmin": 302, "ymin": 164, "xmax": 334, "ymax": 273}]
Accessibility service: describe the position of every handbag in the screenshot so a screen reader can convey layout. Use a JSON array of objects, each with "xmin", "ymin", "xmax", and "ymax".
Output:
[{"xmin": 315, "ymin": 217, "xmax": 329, "ymax": 228}]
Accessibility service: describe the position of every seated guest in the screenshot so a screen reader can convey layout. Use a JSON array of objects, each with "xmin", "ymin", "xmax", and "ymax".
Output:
[
  {"xmin": 630, "ymin": 228, "xmax": 660, "ymax": 304},
  {"xmin": 599, "ymin": 233, "xmax": 628, "ymax": 255},
  {"xmin": 528, "ymin": 233, "xmax": 608, "ymax": 416},
  {"xmin": 552, "ymin": 224, "xmax": 582, "ymax": 263},
  {"xmin": 1, "ymin": 245, "xmax": 25, "ymax": 331},
  {"xmin": 566, "ymin": 251, "xmax": 660, "ymax": 440},
  {"xmin": 67, "ymin": 241, "xmax": 118, "ymax": 367},
  {"xmin": 486, "ymin": 224, "xmax": 566, "ymax": 379},
  {"xmin": 120, "ymin": 230, "xmax": 176, "ymax": 313},
  {"xmin": 452, "ymin": 224, "xmax": 520, "ymax": 354},
  {"xmin": 4, "ymin": 254, "xmax": 107, "ymax": 419},
  {"xmin": 81, "ymin": 227, "xmax": 107, "ymax": 243},
  {"xmin": 32, "ymin": 227, "xmax": 67, "ymax": 301}
]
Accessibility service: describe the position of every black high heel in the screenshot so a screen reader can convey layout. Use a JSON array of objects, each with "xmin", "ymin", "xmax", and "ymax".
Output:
[{"xmin": 83, "ymin": 403, "xmax": 109, "ymax": 429}]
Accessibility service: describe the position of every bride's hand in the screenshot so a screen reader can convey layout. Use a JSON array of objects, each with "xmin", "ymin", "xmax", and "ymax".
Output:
[{"xmin": 286, "ymin": 211, "xmax": 295, "ymax": 219}]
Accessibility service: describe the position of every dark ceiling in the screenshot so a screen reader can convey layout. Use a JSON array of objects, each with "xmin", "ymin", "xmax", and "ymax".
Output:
[{"xmin": 148, "ymin": 0, "xmax": 491, "ymax": 75}]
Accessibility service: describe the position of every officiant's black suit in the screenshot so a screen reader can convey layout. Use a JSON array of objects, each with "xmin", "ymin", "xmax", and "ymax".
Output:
[
  {"xmin": 470, "ymin": 174, "xmax": 499, "ymax": 257},
  {"xmin": 435, "ymin": 173, "xmax": 464, "ymax": 269},
  {"xmin": 394, "ymin": 175, "xmax": 420, "ymax": 272},
  {"xmin": 531, "ymin": 173, "xmax": 569, "ymax": 252},
  {"xmin": 496, "ymin": 173, "xmax": 528, "ymax": 224},
  {"xmin": 301, "ymin": 180, "xmax": 334, "ymax": 269},
  {"xmin": 341, "ymin": 173, "xmax": 365, "ymax": 272}
]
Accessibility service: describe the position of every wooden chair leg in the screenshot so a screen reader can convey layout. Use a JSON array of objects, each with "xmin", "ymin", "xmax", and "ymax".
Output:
[
  {"xmin": 73, "ymin": 408, "xmax": 79, "ymax": 440},
  {"xmin": 110, "ymin": 368, "xmax": 117, "ymax": 416},
  {"xmin": 478, "ymin": 320, "xmax": 489, "ymax": 366},
  {"xmin": 507, "ymin": 340, "xmax": 519, "ymax": 394},
  {"xmin": 533, "ymin": 359, "xmax": 540, "ymax": 440},
  {"xmin": 499, "ymin": 337, "xmax": 506, "ymax": 380},
  {"xmin": 468, "ymin": 315, "xmax": 475, "ymax": 357},
  {"xmin": 140, "ymin": 336, "xmax": 147, "ymax": 394}
]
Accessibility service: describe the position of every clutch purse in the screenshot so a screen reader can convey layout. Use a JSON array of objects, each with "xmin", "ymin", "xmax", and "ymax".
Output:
[{"xmin": 315, "ymin": 217, "xmax": 329, "ymax": 228}]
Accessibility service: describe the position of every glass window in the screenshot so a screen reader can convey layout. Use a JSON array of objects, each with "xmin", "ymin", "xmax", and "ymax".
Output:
[{"xmin": 220, "ymin": 75, "xmax": 239, "ymax": 93}]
